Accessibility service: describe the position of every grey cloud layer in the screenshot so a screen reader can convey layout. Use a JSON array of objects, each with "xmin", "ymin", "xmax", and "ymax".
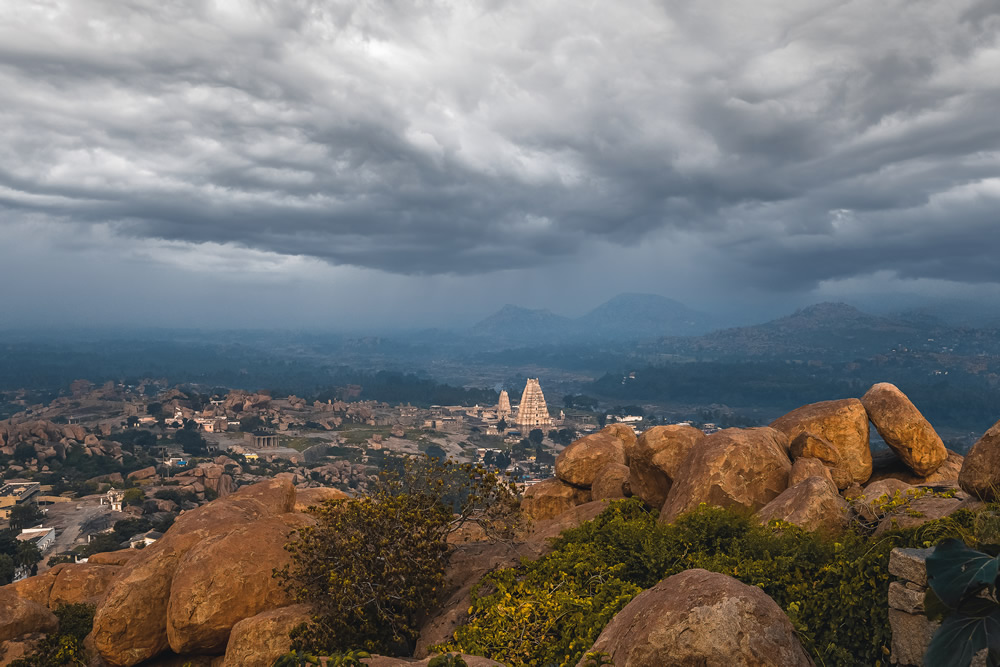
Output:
[{"xmin": 1, "ymin": 0, "xmax": 999, "ymax": 284}]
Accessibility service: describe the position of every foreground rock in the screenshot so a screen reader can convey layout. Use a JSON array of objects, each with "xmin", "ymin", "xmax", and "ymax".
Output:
[
  {"xmin": 0, "ymin": 588, "xmax": 58, "ymax": 643},
  {"xmin": 861, "ymin": 383, "xmax": 947, "ymax": 477},
  {"xmin": 869, "ymin": 449, "xmax": 963, "ymax": 486},
  {"xmin": 757, "ymin": 477, "xmax": 849, "ymax": 534},
  {"xmin": 223, "ymin": 604, "xmax": 312, "ymax": 667},
  {"xmin": 293, "ymin": 486, "xmax": 350, "ymax": 512},
  {"xmin": 660, "ymin": 428, "xmax": 791, "ymax": 523},
  {"xmin": 555, "ymin": 425, "xmax": 632, "ymax": 489},
  {"xmin": 959, "ymin": 419, "xmax": 1000, "ymax": 501},
  {"xmin": 581, "ymin": 569, "xmax": 813, "ymax": 666},
  {"xmin": 521, "ymin": 478, "xmax": 590, "ymax": 521},
  {"xmin": 92, "ymin": 479, "xmax": 296, "ymax": 666},
  {"xmin": 49, "ymin": 562, "xmax": 121, "ymax": 608},
  {"xmin": 627, "ymin": 425, "xmax": 704, "ymax": 509},
  {"xmin": 770, "ymin": 399, "xmax": 871, "ymax": 488},
  {"xmin": 788, "ymin": 457, "xmax": 836, "ymax": 490},
  {"xmin": 166, "ymin": 513, "xmax": 312, "ymax": 654}
]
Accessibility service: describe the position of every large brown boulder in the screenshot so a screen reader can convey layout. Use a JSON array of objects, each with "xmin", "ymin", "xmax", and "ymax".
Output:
[
  {"xmin": 49, "ymin": 563, "xmax": 121, "ymax": 608},
  {"xmin": 757, "ymin": 477, "xmax": 849, "ymax": 534},
  {"xmin": 660, "ymin": 428, "xmax": 791, "ymax": 524},
  {"xmin": 590, "ymin": 463, "xmax": 631, "ymax": 501},
  {"xmin": 521, "ymin": 478, "xmax": 590, "ymax": 521},
  {"xmin": 770, "ymin": 399, "xmax": 871, "ymax": 487},
  {"xmin": 222, "ymin": 604, "xmax": 312, "ymax": 667},
  {"xmin": 128, "ymin": 466, "xmax": 158, "ymax": 481},
  {"xmin": 89, "ymin": 549, "xmax": 142, "ymax": 567},
  {"xmin": 166, "ymin": 513, "xmax": 311, "ymax": 654},
  {"xmin": 873, "ymin": 494, "xmax": 963, "ymax": 535},
  {"xmin": 8, "ymin": 565, "xmax": 64, "ymax": 607},
  {"xmin": 628, "ymin": 425, "xmax": 704, "ymax": 509},
  {"xmin": 581, "ymin": 569, "xmax": 813, "ymax": 666},
  {"xmin": 861, "ymin": 383, "xmax": 947, "ymax": 476},
  {"xmin": 555, "ymin": 426, "xmax": 632, "ymax": 489},
  {"xmin": 0, "ymin": 588, "xmax": 58, "ymax": 643},
  {"xmin": 788, "ymin": 457, "xmax": 836, "ymax": 490},
  {"xmin": 526, "ymin": 500, "xmax": 612, "ymax": 544},
  {"xmin": 92, "ymin": 479, "xmax": 296, "ymax": 667},
  {"xmin": 959, "ymin": 420, "xmax": 1000, "ymax": 500}
]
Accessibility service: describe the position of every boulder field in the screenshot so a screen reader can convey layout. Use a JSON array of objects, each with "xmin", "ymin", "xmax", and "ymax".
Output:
[{"xmin": 523, "ymin": 382, "xmax": 975, "ymax": 537}]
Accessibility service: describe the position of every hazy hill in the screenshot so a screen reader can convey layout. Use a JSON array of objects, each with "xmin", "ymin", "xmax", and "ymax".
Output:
[
  {"xmin": 471, "ymin": 293, "xmax": 713, "ymax": 342},
  {"xmin": 659, "ymin": 302, "xmax": 934, "ymax": 359}
]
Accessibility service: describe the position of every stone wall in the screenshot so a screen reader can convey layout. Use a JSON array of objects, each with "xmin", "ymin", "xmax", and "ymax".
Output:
[{"xmin": 888, "ymin": 547, "xmax": 986, "ymax": 666}]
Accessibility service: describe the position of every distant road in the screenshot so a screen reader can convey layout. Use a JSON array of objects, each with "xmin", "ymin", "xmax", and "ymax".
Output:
[{"xmin": 36, "ymin": 496, "xmax": 125, "ymax": 573}]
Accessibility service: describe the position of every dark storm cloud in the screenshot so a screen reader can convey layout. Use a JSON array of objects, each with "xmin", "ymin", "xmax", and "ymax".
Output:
[{"xmin": 1, "ymin": 0, "xmax": 999, "ymax": 285}]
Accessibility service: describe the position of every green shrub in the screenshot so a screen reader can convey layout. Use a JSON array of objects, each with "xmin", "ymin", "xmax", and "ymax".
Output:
[
  {"xmin": 9, "ymin": 603, "xmax": 95, "ymax": 667},
  {"xmin": 441, "ymin": 499, "xmax": 961, "ymax": 667}
]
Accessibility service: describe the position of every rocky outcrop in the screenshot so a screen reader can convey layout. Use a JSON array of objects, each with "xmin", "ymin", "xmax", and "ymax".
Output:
[
  {"xmin": 861, "ymin": 383, "xmax": 947, "ymax": 477},
  {"xmin": 590, "ymin": 463, "xmax": 631, "ymax": 501},
  {"xmin": 166, "ymin": 513, "xmax": 311, "ymax": 654},
  {"xmin": 581, "ymin": 569, "xmax": 813, "ymax": 666},
  {"xmin": 757, "ymin": 476, "xmax": 849, "ymax": 533},
  {"xmin": 9, "ymin": 566, "xmax": 63, "ymax": 607},
  {"xmin": 521, "ymin": 478, "xmax": 590, "ymax": 521},
  {"xmin": 555, "ymin": 425, "xmax": 632, "ymax": 489},
  {"xmin": 660, "ymin": 428, "xmax": 791, "ymax": 524},
  {"xmin": 959, "ymin": 420, "xmax": 1000, "ymax": 501},
  {"xmin": 222, "ymin": 604, "xmax": 312, "ymax": 667},
  {"xmin": 0, "ymin": 589, "xmax": 58, "ymax": 643},
  {"xmin": 293, "ymin": 486, "xmax": 350, "ymax": 512},
  {"xmin": 89, "ymin": 549, "xmax": 141, "ymax": 566},
  {"xmin": 770, "ymin": 399, "xmax": 871, "ymax": 487},
  {"xmin": 128, "ymin": 466, "xmax": 158, "ymax": 481},
  {"xmin": 526, "ymin": 500, "xmax": 612, "ymax": 544},
  {"xmin": 627, "ymin": 425, "xmax": 704, "ymax": 509},
  {"xmin": 870, "ymin": 449, "xmax": 963, "ymax": 486},
  {"xmin": 788, "ymin": 457, "xmax": 836, "ymax": 489},
  {"xmin": 92, "ymin": 478, "xmax": 297, "ymax": 667}
]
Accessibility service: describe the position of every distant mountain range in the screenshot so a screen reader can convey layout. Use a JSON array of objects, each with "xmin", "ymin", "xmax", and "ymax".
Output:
[{"xmin": 470, "ymin": 293, "xmax": 716, "ymax": 342}]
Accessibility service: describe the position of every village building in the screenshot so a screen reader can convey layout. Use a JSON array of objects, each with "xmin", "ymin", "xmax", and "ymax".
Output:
[{"xmin": 0, "ymin": 482, "xmax": 40, "ymax": 522}]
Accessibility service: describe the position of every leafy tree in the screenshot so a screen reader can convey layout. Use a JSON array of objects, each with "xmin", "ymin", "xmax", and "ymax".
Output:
[
  {"xmin": 425, "ymin": 444, "xmax": 448, "ymax": 461},
  {"xmin": 496, "ymin": 418, "xmax": 507, "ymax": 434},
  {"xmin": 528, "ymin": 429, "xmax": 544, "ymax": 446},
  {"xmin": 16, "ymin": 541, "xmax": 42, "ymax": 575},
  {"xmin": 123, "ymin": 487, "xmax": 145, "ymax": 506},
  {"xmin": 173, "ymin": 428, "xmax": 207, "ymax": 455},
  {"xmin": 113, "ymin": 517, "xmax": 152, "ymax": 540},
  {"xmin": 80, "ymin": 532, "xmax": 121, "ymax": 557},
  {"xmin": 13, "ymin": 443, "xmax": 35, "ymax": 463},
  {"xmin": 9, "ymin": 503, "xmax": 43, "ymax": 530},
  {"xmin": 278, "ymin": 457, "xmax": 521, "ymax": 655},
  {"xmin": 240, "ymin": 416, "xmax": 264, "ymax": 432},
  {"xmin": 0, "ymin": 553, "xmax": 15, "ymax": 586}
]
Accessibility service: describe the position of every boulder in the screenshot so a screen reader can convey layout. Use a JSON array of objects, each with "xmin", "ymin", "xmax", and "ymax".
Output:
[
  {"xmin": 581, "ymin": 569, "xmax": 813, "ymax": 666},
  {"xmin": 92, "ymin": 478, "xmax": 296, "ymax": 666},
  {"xmin": 861, "ymin": 383, "xmax": 947, "ymax": 476},
  {"xmin": 770, "ymin": 399, "xmax": 871, "ymax": 487},
  {"xmin": 0, "ymin": 588, "xmax": 58, "ymax": 643},
  {"xmin": 757, "ymin": 477, "xmax": 849, "ymax": 533},
  {"xmin": 787, "ymin": 432, "xmax": 851, "ymax": 488},
  {"xmin": 959, "ymin": 419, "xmax": 1000, "ymax": 500},
  {"xmin": 222, "ymin": 604, "xmax": 312, "ymax": 667},
  {"xmin": 521, "ymin": 478, "xmax": 590, "ymax": 521},
  {"xmin": 0, "ymin": 632, "xmax": 46, "ymax": 665},
  {"xmin": 590, "ymin": 463, "xmax": 631, "ymax": 501},
  {"xmin": 166, "ymin": 513, "xmax": 311, "ymax": 654},
  {"xmin": 788, "ymin": 457, "xmax": 835, "ymax": 490},
  {"xmin": 874, "ymin": 494, "xmax": 964, "ymax": 535},
  {"xmin": 869, "ymin": 449, "xmax": 963, "ymax": 486},
  {"xmin": 660, "ymin": 428, "xmax": 791, "ymax": 524},
  {"xmin": 8, "ymin": 566, "xmax": 64, "ymax": 607},
  {"xmin": 555, "ymin": 426, "xmax": 631, "ymax": 489},
  {"xmin": 368, "ymin": 656, "xmax": 503, "ymax": 666},
  {"xmin": 128, "ymin": 466, "xmax": 158, "ymax": 481},
  {"xmin": 49, "ymin": 563, "xmax": 121, "ymax": 608},
  {"xmin": 628, "ymin": 425, "xmax": 705, "ymax": 509},
  {"xmin": 293, "ymin": 486, "xmax": 350, "ymax": 512}
]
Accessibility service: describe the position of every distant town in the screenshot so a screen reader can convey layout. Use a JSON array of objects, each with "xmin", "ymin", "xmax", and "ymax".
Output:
[{"xmin": 0, "ymin": 375, "xmax": 731, "ymax": 584}]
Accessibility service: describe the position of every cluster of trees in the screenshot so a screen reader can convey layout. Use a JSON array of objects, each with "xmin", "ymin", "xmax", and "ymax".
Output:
[{"xmin": 0, "ymin": 523, "xmax": 43, "ymax": 585}]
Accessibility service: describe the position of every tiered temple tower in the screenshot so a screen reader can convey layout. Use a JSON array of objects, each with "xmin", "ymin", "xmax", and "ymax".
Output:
[
  {"xmin": 497, "ymin": 390, "xmax": 511, "ymax": 419},
  {"xmin": 515, "ymin": 378, "xmax": 552, "ymax": 429}
]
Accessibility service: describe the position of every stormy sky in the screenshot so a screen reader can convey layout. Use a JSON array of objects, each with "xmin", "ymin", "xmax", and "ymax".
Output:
[{"xmin": 2, "ymin": 0, "xmax": 999, "ymax": 329}]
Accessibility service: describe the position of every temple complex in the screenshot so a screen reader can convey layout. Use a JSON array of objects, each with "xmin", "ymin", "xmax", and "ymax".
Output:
[
  {"xmin": 497, "ymin": 390, "xmax": 511, "ymax": 419},
  {"xmin": 515, "ymin": 378, "xmax": 552, "ymax": 429}
]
